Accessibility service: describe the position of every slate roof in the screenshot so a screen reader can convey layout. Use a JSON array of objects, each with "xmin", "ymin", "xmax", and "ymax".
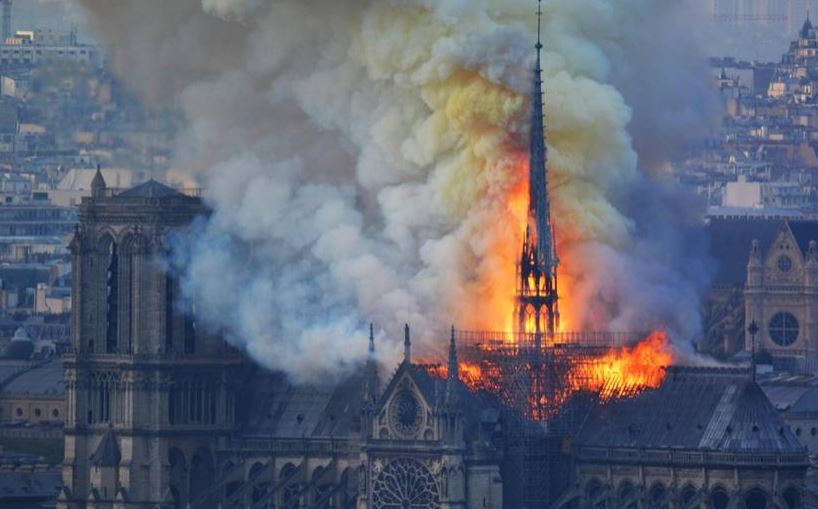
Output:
[
  {"xmin": 0, "ymin": 470, "xmax": 60, "ymax": 501},
  {"xmin": 239, "ymin": 370, "xmax": 363, "ymax": 438},
  {"xmin": 1, "ymin": 360, "xmax": 63, "ymax": 396},
  {"xmin": 117, "ymin": 179, "xmax": 185, "ymax": 199},
  {"xmin": 575, "ymin": 366, "xmax": 805, "ymax": 455}
]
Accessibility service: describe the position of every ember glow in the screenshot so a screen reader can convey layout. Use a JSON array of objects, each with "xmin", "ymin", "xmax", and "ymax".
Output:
[{"xmin": 423, "ymin": 330, "xmax": 672, "ymax": 420}]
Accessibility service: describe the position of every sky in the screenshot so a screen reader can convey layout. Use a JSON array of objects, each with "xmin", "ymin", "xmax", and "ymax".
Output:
[{"xmin": 17, "ymin": 0, "xmax": 805, "ymax": 62}]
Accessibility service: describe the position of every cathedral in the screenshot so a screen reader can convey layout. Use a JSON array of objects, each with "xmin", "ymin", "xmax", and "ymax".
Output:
[
  {"xmin": 55, "ymin": 2, "xmax": 814, "ymax": 508},
  {"xmin": 56, "ymin": 170, "xmax": 505, "ymax": 509}
]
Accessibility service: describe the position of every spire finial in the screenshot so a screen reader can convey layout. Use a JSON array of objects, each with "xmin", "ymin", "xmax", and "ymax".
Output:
[
  {"xmin": 537, "ymin": 0, "xmax": 543, "ymax": 51},
  {"xmin": 404, "ymin": 324, "xmax": 411, "ymax": 364},
  {"xmin": 368, "ymin": 323, "xmax": 375, "ymax": 356}
]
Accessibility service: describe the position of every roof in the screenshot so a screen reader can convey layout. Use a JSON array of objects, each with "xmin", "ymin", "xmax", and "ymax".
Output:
[
  {"xmin": 238, "ymin": 369, "xmax": 363, "ymax": 438},
  {"xmin": 802, "ymin": 17, "xmax": 814, "ymax": 38},
  {"xmin": 90, "ymin": 429, "xmax": 120, "ymax": 467},
  {"xmin": 2, "ymin": 340, "xmax": 32, "ymax": 360},
  {"xmin": 117, "ymin": 179, "xmax": 184, "ymax": 199},
  {"xmin": 575, "ymin": 366, "xmax": 806, "ymax": 455},
  {"xmin": 0, "ymin": 470, "xmax": 60, "ymax": 501},
  {"xmin": 705, "ymin": 217, "xmax": 781, "ymax": 286},
  {"xmin": 0, "ymin": 360, "xmax": 63, "ymax": 396},
  {"xmin": 56, "ymin": 168, "xmax": 134, "ymax": 191}
]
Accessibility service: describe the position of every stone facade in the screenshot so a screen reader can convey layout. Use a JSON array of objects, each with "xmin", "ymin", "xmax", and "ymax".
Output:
[
  {"xmin": 57, "ymin": 175, "xmax": 242, "ymax": 509},
  {"xmin": 745, "ymin": 222, "xmax": 818, "ymax": 372},
  {"xmin": 57, "ymin": 175, "xmax": 504, "ymax": 509}
]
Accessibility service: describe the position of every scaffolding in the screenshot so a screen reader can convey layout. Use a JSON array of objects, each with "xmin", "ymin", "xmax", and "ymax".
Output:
[{"xmin": 455, "ymin": 329, "xmax": 644, "ymax": 509}]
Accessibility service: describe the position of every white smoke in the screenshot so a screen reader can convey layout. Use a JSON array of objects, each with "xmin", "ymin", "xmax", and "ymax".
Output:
[{"xmin": 78, "ymin": 0, "xmax": 718, "ymax": 382}]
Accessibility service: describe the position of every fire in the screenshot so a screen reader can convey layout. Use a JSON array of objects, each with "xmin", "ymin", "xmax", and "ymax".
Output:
[
  {"xmin": 423, "ymin": 330, "xmax": 672, "ymax": 420},
  {"xmin": 574, "ymin": 330, "xmax": 672, "ymax": 401}
]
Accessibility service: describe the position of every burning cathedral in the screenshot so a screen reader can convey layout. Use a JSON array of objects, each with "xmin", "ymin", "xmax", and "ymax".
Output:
[{"xmin": 56, "ymin": 3, "xmax": 811, "ymax": 509}]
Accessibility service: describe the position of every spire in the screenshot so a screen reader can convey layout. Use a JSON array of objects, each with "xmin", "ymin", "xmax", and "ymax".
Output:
[
  {"xmin": 446, "ymin": 325, "xmax": 459, "ymax": 405},
  {"xmin": 403, "ymin": 323, "xmax": 411, "ymax": 364},
  {"xmin": 91, "ymin": 164, "xmax": 107, "ymax": 198},
  {"xmin": 363, "ymin": 323, "xmax": 378, "ymax": 404},
  {"xmin": 802, "ymin": 10, "xmax": 813, "ymax": 38},
  {"xmin": 448, "ymin": 325, "xmax": 458, "ymax": 382},
  {"xmin": 514, "ymin": 0, "xmax": 559, "ymax": 337}
]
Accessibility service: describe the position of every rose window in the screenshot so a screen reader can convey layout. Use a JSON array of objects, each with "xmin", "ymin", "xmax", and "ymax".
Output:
[{"xmin": 372, "ymin": 458, "xmax": 440, "ymax": 509}]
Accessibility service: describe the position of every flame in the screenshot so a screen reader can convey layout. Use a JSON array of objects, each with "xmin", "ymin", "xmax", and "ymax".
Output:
[
  {"xmin": 422, "ymin": 330, "xmax": 672, "ymax": 420},
  {"xmin": 574, "ymin": 330, "xmax": 671, "ymax": 401}
]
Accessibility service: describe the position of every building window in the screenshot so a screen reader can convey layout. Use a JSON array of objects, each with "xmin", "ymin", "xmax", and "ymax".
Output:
[
  {"xmin": 52, "ymin": 408, "xmax": 59, "ymax": 418},
  {"xmin": 106, "ymin": 242, "xmax": 119, "ymax": 353},
  {"xmin": 769, "ymin": 312, "xmax": 800, "ymax": 347},
  {"xmin": 33, "ymin": 408, "xmax": 41, "ymax": 417},
  {"xmin": 372, "ymin": 458, "xmax": 440, "ymax": 509},
  {"xmin": 15, "ymin": 408, "xmax": 22, "ymax": 417},
  {"xmin": 778, "ymin": 255, "xmax": 793, "ymax": 272}
]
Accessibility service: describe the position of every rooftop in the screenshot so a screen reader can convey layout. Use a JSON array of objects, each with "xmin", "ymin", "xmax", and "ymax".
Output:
[{"xmin": 575, "ymin": 366, "xmax": 806, "ymax": 457}]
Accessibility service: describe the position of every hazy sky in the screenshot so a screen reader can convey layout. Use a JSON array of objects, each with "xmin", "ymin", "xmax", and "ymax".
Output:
[{"xmin": 20, "ymin": 0, "xmax": 802, "ymax": 62}]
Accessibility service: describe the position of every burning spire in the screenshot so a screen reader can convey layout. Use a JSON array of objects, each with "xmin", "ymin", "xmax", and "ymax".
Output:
[{"xmin": 515, "ymin": 0, "xmax": 560, "ymax": 338}]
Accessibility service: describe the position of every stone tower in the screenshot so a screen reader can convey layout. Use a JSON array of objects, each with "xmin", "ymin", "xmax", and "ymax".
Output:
[{"xmin": 59, "ymin": 174, "xmax": 242, "ymax": 509}]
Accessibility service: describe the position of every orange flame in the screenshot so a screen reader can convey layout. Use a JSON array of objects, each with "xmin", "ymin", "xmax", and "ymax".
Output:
[
  {"xmin": 422, "ymin": 330, "xmax": 672, "ymax": 419},
  {"xmin": 574, "ymin": 330, "xmax": 672, "ymax": 401}
]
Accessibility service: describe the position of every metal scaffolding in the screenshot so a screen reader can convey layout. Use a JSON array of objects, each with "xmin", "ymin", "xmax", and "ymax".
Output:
[{"xmin": 455, "ymin": 329, "xmax": 643, "ymax": 509}]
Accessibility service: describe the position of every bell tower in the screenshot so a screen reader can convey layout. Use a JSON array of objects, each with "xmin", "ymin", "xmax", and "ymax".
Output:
[{"xmin": 60, "ymin": 177, "xmax": 242, "ymax": 509}]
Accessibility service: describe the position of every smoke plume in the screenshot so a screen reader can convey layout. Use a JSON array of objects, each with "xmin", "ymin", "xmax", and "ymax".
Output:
[{"xmin": 76, "ymin": 0, "xmax": 718, "ymax": 382}]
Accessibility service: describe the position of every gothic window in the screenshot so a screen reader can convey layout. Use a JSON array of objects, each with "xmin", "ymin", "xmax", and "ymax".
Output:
[
  {"xmin": 282, "ymin": 483, "xmax": 303, "ymax": 509},
  {"xmin": 87, "ymin": 371, "xmax": 120, "ymax": 424},
  {"xmin": 617, "ymin": 482, "xmax": 636, "ymax": 509},
  {"xmin": 769, "ymin": 312, "xmax": 799, "ymax": 346},
  {"xmin": 105, "ymin": 240, "xmax": 118, "ymax": 353},
  {"xmin": 388, "ymin": 391, "xmax": 422, "ymax": 437},
  {"xmin": 680, "ymin": 484, "xmax": 697, "ymax": 507},
  {"xmin": 711, "ymin": 487, "xmax": 729, "ymax": 509},
  {"xmin": 783, "ymin": 486, "xmax": 802, "ymax": 509},
  {"xmin": 165, "ymin": 274, "xmax": 174, "ymax": 353},
  {"xmin": 189, "ymin": 447, "xmax": 215, "ymax": 508},
  {"xmin": 371, "ymin": 458, "xmax": 440, "ymax": 509},
  {"xmin": 745, "ymin": 488, "xmax": 769, "ymax": 509},
  {"xmin": 649, "ymin": 483, "xmax": 668, "ymax": 509},
  {"xmin": 778, "ymin": 255, "xmax": 793, "ymax": 273}
]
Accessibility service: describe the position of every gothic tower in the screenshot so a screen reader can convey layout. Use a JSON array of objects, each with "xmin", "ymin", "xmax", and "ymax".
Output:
[
  {"xmin": 515, "ymin": 0, "xmax": 560, "ymax": 338},
  {"xmin": 59, "ymin": 172, "xmax": 242, "ymax": 509}
]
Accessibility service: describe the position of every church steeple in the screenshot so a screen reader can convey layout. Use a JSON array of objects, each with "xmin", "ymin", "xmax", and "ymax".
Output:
[
  {"xmin": 446, "ymin": 326, "xmax": 459, "ymax": 404},
  {"xmin": 514, "ymin": 0, "xmax": 560, "ymax": 339}
]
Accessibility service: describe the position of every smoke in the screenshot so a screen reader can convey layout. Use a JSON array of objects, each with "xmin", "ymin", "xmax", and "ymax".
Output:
[{"xmin": 77, "ymin": 0, "xmax": 718, "ymax": 382}]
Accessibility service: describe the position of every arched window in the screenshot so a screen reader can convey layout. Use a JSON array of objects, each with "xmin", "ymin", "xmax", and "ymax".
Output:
[
  {"xmin": 783, "ymin": 485, "xmax": 801, "ymax": 509},
  {"xmin": 680, "ymin": 484, "xmax": 697, "ymax": 508},
  {"xmin": 189, "ymin": 447, "xmax": 215, "ymax": 508},
  {"xmin": 618, "ymin": 481, "xmax": 636, "ymax": 509},
  {"xmin": 745, "ymin": 488, "xmax": 769, "ymax": 509},
  {"xmin": 97, "ymin": 235, "xmax": 118, "ymax": 354},
  {"xmin": 711, "ymin": 487, "xmax": 730, "ymax": 509},
  {"xmin": 168, "ymin": 448, "xmax": 187, "ymax": 509},
  {"xmin": 649, "ymin": 482, "xmax": 667, "ymax": 509}
]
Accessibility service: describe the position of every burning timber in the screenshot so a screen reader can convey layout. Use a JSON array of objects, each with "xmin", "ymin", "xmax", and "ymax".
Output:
[{"xmin": 425, "ymin": 329, "xmax": 671, "ymax": 425}]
